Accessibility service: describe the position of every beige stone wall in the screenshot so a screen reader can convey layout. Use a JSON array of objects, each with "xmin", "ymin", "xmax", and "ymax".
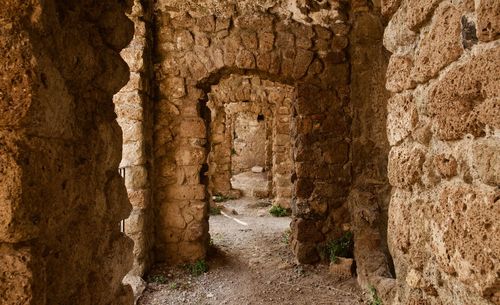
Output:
[
  {"xmin": 347, "ymin": 0, "xmax": 396, "ymax": 302},
  {"xmin": 208, "ymin": 75, "xmax": 295, "ymax": 207},
  {"xmin": 114, "ymin": 0, "xmax": 155, "ymax": 281},
  {"xmin": 383, "ymin": 0, "xmax": 499, "ymax": 304},
  {"xmin": 153, "ymin": 1, "xmax": 351, "ymax": 264},
  {"xmin": 0, "ymin": 1, "xmax": 134, "ymax": 304},
  {"xmin": 231, "ymin": 111, "xmax": 267, "ymax": 175}
]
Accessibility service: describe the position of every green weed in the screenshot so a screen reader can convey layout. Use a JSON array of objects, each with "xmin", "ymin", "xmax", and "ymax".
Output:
[
  {"xmin": 369, "ymin": 285, "xmax": 383, "ymax": 305},
  {"xmin": 209, "ymin": 206, "xmax": 222, "ymax": 215},
  {"xmin": 184, "ymin": 260, "xmax": 208, "ymax": 276},
  {"xmin": 325, "ymin": 231, "xmax": 354, "ymax": 263},
  {"xmin": 147, "ymin": 274, "xmax": 167, "ymax": 284},
  {"xmin": 269, "ymin": 205, "xmax": 290, "ymax": 217}
]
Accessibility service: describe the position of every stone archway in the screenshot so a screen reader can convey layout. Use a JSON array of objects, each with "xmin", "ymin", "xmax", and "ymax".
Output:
[
  {"xmin": 153, "ymin": 9, "xmax": 352, "ymax": 264},
  {"xmin": 206, "ymin": 74, "xmax": 295, "ymax": 208}
]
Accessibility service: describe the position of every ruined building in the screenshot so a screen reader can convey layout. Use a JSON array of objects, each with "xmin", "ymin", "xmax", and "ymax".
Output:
[{"xmin": 0, "ymin": 0, "xmax": 498, "ymax": 304}]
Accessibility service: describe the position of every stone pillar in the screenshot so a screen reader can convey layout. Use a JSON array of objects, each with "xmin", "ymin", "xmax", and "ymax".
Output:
[
  {"xmin": 0, "ymin": 1, "xmax": 134, "ymax": 304},
  {"xmin": 113, "ymin": 0, "xmax": 155, "ymax": 300}
]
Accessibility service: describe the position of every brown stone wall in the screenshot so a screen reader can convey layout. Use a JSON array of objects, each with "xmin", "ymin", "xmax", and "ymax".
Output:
[
  {"xmin": 383, "ymin": 0, "xmax": 499, "ymax": 304},
  {"xmin": 0, "ymin": 1, "xmax": 134, "ymax": 305},
  {"xmin": 231, "ymin": 111, "xmax": 267, "ymax": 175},
  {"xmin": 347, "ymin": 0, "xmax": 396, "ymax": 302},
  {"xmin": 153, "ymin": 1, "xmax": 351, "ymax": 264},
  {"xmin": 113, "ymin": 0, "xmax": 155, "ymax": 299},
  {"xmin": 207, "ymin": 75, "xmax": 294, "ymax": 207}
]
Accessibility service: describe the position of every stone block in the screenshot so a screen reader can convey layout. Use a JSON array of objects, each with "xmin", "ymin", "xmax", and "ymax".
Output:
[
  {"xmin": 387, "ymin": 144, "xmax": 425, "ymax": 189},
  {"xmin": 387, "ymin": 92, "xmax": 418, "ymax": 145},
  {"xmin": 411, "ymin": 4, "xmax": 463, "ymax": 83},
  {"xmin": 476, "ymin": 0, "xmax": 500, "ymax": 42},
  {"xmin": 386, "ymin": 55, "xmax": 416, "ymax": 93},
  {"xmin": 166, "ymin": 185, "xmax": 205, "ymax": 200},
  {"xmin": 235, "ymin": 49, "xmax": 256, "ymax": 69}
]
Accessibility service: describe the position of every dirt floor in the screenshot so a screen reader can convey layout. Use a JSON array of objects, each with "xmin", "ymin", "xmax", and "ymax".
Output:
[{"xmin": 138, "ymin": 194, "xmax": 367, "ymax": 305}]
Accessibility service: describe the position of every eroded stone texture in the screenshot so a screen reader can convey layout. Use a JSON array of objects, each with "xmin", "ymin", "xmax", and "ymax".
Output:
[
  {"xmin": 384, "ymin": 0, "xmax": 500, "ymax": 304},
  {"xmin": 113, "ymin": 0, "xmax": 155, "ymax": 295},
  {"xmin": 0, "ymin": 1, "xmax": 134, "ymax": 304},
  {"xmin": 347, "ymin": 1, "xmax": 395, "ymax": 302},
  {"xmin": 153, "ymin": 0, "xmax": 352, "ymax": 264}
]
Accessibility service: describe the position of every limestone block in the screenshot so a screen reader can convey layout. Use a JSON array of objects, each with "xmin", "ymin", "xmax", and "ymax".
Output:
[
  {"xmin": 171, "ymin": 13, "xmax": 195, "ymax": 29},
  {"xmin": 241, "ymin": 30, "xmax": 258, "ymax": 50},
  {"xmin": 234, "ymin": 14, "xmax": 274, "ymax": 31},
  {"xmin": 388, "ymin": 144, "xmax": 425, "ymax": 189},
  {"xmin": 476, "ymin": 0, "xmax": 500, "ymax": 42},
  {"xmin": 383, "ymin": 8, "xmax": 417, "ymax": 53},
  {"xmin": 259, "ymin": 32, "xmax": 275, "ymax": 52},
  {"xmin": 235, "ymin": 49, "xmax": 256, "ymax": 69},
  {"xmin": 411, "ymin": 4, "xmax": 463, "ymax": 83},
  {"xmin": 381, "ymin": 0, "xmax": 402, "ymax": 17},
  {"xmin": 428, "ymin": 47, "xmax": 499, "ymax": 140},
  {"xmin": 477, "ymin": 98, "xmax": 500, "ymax": 129},
  {"xmin": 292, "ymin": 218, "xmax": 324, "ymax": 243},
  {"xmin": 329, "ymin": 258, "xmax": 354, "ymax": 282},
  {"xmin": 179, "ymin": 118, "xmax": 206, "ymax": 138},
  {"xmin": 293, "ymin": 48, "xmax": 314, "ymax": 79},
  {"xmin": 386, "ymin": 55, "xmax": 416, "ymax": 93},
  {"xmin": 471, "ymin": 139, "xmax": 500, "ymax": 186},
  {"xmin": 196, "ymin": 15, "xmax": 215, "ymax": 32},
  {"xmin": 387, "ymin": 92, "xmax": 418, "ymax": 145},
  {"xmin": 175, "ymin": 29, "xmax": 194, "ymax": 50},
  {"xmin": 161, "ymin": 202, "xmax": 187, "ymax": 229},
  {"xmin": 118, "ymin": 119, "xmax": 143, "ymax": 144},
  {"xmin": 121, "ymin": 142, "xmax": 146, "ymax": 167},
  {"xmin": 404, "ymin": 0, "xmax": 442, "ymax": 30},
  {"xmin": 293, "ymin": 240, "xmax": 320, "ymax": 264},
  {"xmin": 128, "ymin": 189, "xmax": 151, "ymax": 209},
  {"xmin": 125, "ymin": 166, "xmax": 148, "ymax": 190},
  {"xmin": 166, "ymin": 185, "xmax": 205, "ymax": 200},
  {"xmin": 433, "ymin": 154, "xmax": 458, "ymax": 178}
]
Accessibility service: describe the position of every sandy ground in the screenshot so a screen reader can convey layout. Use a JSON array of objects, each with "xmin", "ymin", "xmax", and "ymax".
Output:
[{"xmin": 138, "ymin": 195, "xmax": 367, "ymax": 305}]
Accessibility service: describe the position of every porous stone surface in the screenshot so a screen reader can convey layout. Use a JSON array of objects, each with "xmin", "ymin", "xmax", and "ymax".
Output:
[
  {"xmin": 384, "ymin": 0, "xmax": 500, "ymax": 304},
  {"xmin": 347, "ymin": 1, "xmax": 396, "ymax": 303},
  {"xmin": 153, "ymin": 0, "xmax": 352, "ymax": 264},
  {"xmin": 0, "ymin": 1, "xmax": 135, "ymax": 304},
  {"xmin": 113, "ymin": 0, "xmax": 155, "ymax": 280}
]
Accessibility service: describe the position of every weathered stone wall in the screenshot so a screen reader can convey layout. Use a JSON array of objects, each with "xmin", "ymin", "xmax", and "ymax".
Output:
[
  {"xmin": 231, "ymin": 111, "xmax": 267, "ymax": 174},
  {"xmin": 153, "ymin": 1, "xmax": 351, "ymax": 264},
  {"xmin": 208, "ymin": 75, "xmax": 295, "ymax": 207},
  {"xmin": 347, "ymin": 0, "xmax": 395, "ymax": 302},
  {"xmin": 113, "ymin": 0, "xmax": 155, "ymax": 299},
  {"xmin": 0, "ymin": 1, "xmax": 134, "ymax": 304},
  {"xmin": 383, "ymin": 0, "xmax": 499, "ymax": 304}
]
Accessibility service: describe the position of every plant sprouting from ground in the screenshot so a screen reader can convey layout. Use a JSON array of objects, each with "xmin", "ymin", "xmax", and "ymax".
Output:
[
  {"xmin": 281, "ymin": 229, "xmax": 291, "ymax": 245},
  {"xmin": 147, "ymin": 274, "xmax": 168, "ymax": 284},
  {"xmin": 212, "ymin": 193, "xmax": 235, "ymax": 203},
  {"xmin": 269, "ymin": 205, "xmax": 290, "ymax": 217},
  {"xmin": 369, "ymin": 285, "xmax": 383, "ymax": 305},
  {"xmin": 184, "ymin": 259, "xmax": 208, "ymax": 276},
  {"xmin": 169, "ymin": 282, "xmax": 178, "ymax": 290},
  {"xmin": 325, "ymin": 231, "xmax": 354, "ymax": 263},
  {"xmin": 209, "ymin": 206, "xmax": 222, "ymax": 215}
]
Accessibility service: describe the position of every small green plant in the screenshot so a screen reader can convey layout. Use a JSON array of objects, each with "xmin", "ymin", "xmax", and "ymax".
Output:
[
  {"xmin": 169, "ymin": 282, "xmax": 178, "ymax": 290},
  {"xmin": 269, "ymin": 205, "xmax": 290, "ymax": 217},
  {"xmin": 147, "ymin": 274, "xmax": 167, "ymax": 284},
  {"xmin": 212, "ymin": 193, "xmax": 234, "ymax": 203},
  {"xmin": 209, "ymin": 206, "xmax": 222, "ymax": 215},
  {"xmin": 281, "ymin": 230, "xmax": 291, "ymax": 245},
  {"xmin": 325, "ymin": 231, "xmax": 354, "ymax": 263},
  {"xmin": 184, "ymin": 259, "xmax": 208, "ymax": 276},
  {"xmin": 369, "ymin": 285, "xmax": 383, "ymax": 305}
]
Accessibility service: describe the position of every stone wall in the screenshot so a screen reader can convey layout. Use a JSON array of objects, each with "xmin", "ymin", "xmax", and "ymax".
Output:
[
  {"xmin": 347, "ymin": 0, "xmax": 396, "ymax": 302},
  {"xmin": 0, "ymin": 1, "xmax": 134, "ymax": 304},
  {"xmin": 153, "ymin": 1, "xmax": 351, "ymax": 264},
  {"xmin": 231, "ymin": 111, "xmax": 267, "ymax": 175},
  {"xmin": 383, "ymin": 0, "xmax": 499, "ymax": 304},
  {"xmin": 208, "ymin": 75, "xmax": 295, "ymax": 207},
  {"xmin": 113, "ymin": 0, "xmax": 155, "ymax": 299}
]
